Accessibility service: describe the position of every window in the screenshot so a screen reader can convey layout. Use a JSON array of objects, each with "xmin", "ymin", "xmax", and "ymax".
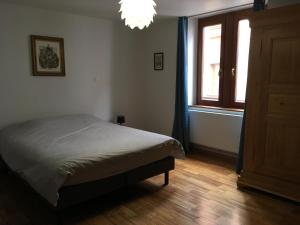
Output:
[{"xmin": 197, "ymin": 10, "xmax": 252, "ymax": 109}]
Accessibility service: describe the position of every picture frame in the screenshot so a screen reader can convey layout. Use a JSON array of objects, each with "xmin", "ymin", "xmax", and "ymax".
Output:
[
  {"xmin": 31, "ymin": 35, "xmax": 66, "ymax": 76},
  {"xmin": 154, "ymin": 52, "xmax": 164, "ymax": 71}
]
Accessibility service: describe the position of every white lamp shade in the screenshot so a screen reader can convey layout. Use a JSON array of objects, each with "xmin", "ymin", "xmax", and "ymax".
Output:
[{"xmin": 119, "ymin": 0, "xmax": 157, "ymax": 30}]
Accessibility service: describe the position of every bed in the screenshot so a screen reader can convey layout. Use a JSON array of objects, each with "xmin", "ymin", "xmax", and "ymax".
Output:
[{"xmin": 0, "ymin": 114, "xmax": 184, "ymax": 215}]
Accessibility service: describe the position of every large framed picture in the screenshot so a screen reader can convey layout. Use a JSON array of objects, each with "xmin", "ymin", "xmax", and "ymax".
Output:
[
  {"xmin": 31, "ymin": 35, "xmax": 65, "ymax": 76},
  {"xmin": 154, "ymin": 52, "xmax": 164, "ymax": 71}
]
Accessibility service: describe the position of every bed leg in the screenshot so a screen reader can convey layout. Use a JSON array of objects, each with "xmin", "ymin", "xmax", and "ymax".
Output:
[{"xmin": 164, "ymin": 171, "xmax": 169, "ymax": 186}]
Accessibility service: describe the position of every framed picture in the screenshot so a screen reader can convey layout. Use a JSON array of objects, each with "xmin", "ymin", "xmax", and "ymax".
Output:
[
  {"xmin": 31, "ymin": 35, "xmax": 65, "ymax": 76},
  {"xmin": 154, "ymin": 52, "xmax": 164, "ymax": 71}
]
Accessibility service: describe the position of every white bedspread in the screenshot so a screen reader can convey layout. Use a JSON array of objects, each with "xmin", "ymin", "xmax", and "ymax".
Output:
[{"xmin": 0, "ymin": 115, "xmax": 184, "ymax": 206}]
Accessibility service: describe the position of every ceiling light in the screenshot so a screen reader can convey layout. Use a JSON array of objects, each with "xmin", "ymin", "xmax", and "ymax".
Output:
[{"xmin": 119, "ymin": 0, "xmax": 157, "ymax": 30}]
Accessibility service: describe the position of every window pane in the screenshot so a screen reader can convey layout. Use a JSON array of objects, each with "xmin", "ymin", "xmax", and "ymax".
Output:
[
  {"xmin": 201, "ymin": 24, "xmax": 222, "ymax": 101},
  {"xmin": 235, "ymin": 19, "xmax": 251, "ymax": 103}
]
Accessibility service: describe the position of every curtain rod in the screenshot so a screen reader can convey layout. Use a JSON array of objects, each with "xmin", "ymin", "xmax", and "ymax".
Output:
[{"xmin": 187, "ymin": 3, "xmax": 253, "ymax": 18}]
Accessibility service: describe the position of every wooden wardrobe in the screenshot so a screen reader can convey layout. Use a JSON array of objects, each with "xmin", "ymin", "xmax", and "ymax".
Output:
[{"xmin": 237, "ymin": 4, "xmax": 300, "ymax": 202}]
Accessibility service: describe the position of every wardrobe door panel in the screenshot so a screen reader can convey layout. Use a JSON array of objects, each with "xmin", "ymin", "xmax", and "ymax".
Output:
[
  {"xmin": 270, "ymin": 36, "xmax": 300, "ymax": 84},
  {"xmin": 262, "ymin": 117, "xmax": 300, "ymax": 184}
]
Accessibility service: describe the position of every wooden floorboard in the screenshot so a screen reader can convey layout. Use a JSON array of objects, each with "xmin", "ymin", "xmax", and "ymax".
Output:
[{"xmin": 0, "ymin": 151, "xmax": 299, "ymax": 225}]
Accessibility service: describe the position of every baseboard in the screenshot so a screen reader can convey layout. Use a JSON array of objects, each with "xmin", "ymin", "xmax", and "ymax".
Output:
[{"xmin": 190, "ymin": 143, "xmax": 237, "ymax": 164}]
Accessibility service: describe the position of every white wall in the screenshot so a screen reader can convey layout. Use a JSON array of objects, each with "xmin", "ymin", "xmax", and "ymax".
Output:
[
  {"xmin": 141, "ymin": 18, "xmax": 243, "ymax": 153},
  {"xmin": 0, "ymin": 2, "xmax": 244, "ymax": 154},
  {"xmin": 142, "ymin": 19, "xmax": 178, "ymax": 136},
  {"xmin": 0, "ymin": 2, "xmax": 144, "ymax": 129}
]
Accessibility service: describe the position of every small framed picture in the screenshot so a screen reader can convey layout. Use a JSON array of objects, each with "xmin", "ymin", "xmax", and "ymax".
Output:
[
  {"xmin": 31, "ymin": 35, "xmax": 66, "ymax": 76},
  {"xmin": 154, "ymin": 52, "xmax": 164, "ymax": 71}
]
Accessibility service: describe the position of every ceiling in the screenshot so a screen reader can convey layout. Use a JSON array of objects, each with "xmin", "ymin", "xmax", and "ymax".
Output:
[{"xmin": 0, "ymin": 0, "xmax": 254, "ymax": 20}]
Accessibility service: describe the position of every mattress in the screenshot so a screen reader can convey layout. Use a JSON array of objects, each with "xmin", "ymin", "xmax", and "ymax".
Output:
[{"xmin": 0, "ymin": 115, "xmax": 184, "ymax": 206}]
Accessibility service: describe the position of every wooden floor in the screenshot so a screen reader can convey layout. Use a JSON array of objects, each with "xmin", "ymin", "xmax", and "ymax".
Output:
[{"xmin": 0, "ymin": 152, "xmax": 299, "ymax": 225}]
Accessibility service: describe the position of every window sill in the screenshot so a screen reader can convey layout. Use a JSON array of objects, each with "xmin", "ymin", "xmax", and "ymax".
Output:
[{"xmin": 189, "ymin": 105, "xmax": 244, "ymax": 116}]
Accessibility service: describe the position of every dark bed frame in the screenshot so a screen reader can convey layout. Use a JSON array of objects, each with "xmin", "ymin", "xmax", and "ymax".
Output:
[{"xmin": 1, "ymin": 156, "xmax": 175, "ymax": 224}]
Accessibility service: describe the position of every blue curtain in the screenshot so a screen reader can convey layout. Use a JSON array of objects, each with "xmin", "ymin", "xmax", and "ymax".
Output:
[
  {"xmin": 172, "ymin": 17, "xmax": 190, "ymax": 153},
  {"xmin": 236, "ymin": 107, "xmax": 246, "ymax": 174},
  {"xmin": 253, "ymin": 0, "xmax": 265, "ymax": 11}
]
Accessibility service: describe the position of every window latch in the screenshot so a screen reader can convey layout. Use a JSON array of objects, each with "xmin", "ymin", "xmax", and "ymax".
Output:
[
  {"xmin": 218, "ymin": 69, "xmax": 223, "ymax": 77},
  {"xmin": 232, "ymin": 68, "xmax": 236, "ymax": 78}
]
